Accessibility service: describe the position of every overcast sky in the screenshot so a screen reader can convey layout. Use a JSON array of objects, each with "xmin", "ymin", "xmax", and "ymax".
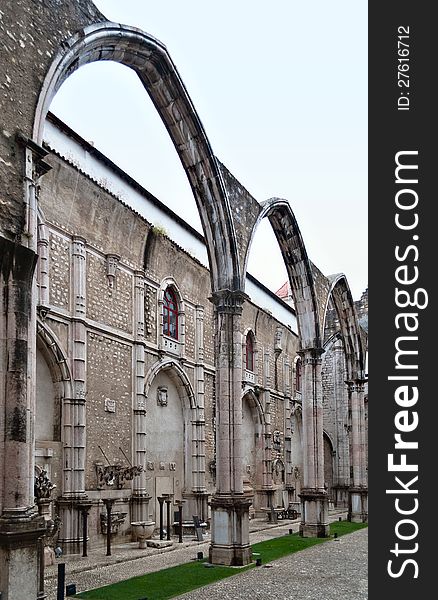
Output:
[{"xmin": 50, "ymin": 0, "xmax": 367, "ymax": 300}]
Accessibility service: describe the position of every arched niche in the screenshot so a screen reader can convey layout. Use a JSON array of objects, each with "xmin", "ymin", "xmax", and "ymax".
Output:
[
  {"xmin": 144, "ymin": 359, "xmax": 197, "ymax": 521},
  {"xmin": 35, "ymin": 321, "xmax": 73, "ymax": 500}
]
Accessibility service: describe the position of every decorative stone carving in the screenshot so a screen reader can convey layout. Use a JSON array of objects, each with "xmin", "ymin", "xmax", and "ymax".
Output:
[
  {"xmin": 147, "ymin": 461, "xmax": 155, "ymax": 470},
  {"xmin": 159, "ymin": 461, "xmax": 165, "ymax": 470},
  {"xmin": 272, "ymin": 458, "xmax": 285, "ymax": 484},
  {"xmin": 273, "ymin": 430, "xmax": 281, "ymax": 452},
  {"xmin": 34, "ymin": 468, "xmax": 56, "ymax": 500},
  {"xmin": 100, "ymin": 511, "xmax": 127, "ymax": 535},
  {"xmin": 106, "ymin": 253, "xmax": 120, "ymax": 288},
  {"xmin": 96, "ymin": 463, "xmax": 144, "ymax": 489},
  {"xmin": 169, "ymin": 462, "xmax": 176, "ymax": 471},
  {"xmin": 157, "ymin": 386, "xmax": 168, "ymax": 406},
  {"xmin": 104, "ymin": 398, "xmax": 116, "ymax": 413}
]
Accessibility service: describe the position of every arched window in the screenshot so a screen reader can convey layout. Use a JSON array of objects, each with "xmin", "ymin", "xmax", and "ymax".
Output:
[
  {"xmin": 246, "ymin": 332, "xmax": 255, "ymax": 372},
  {"xmin": 295, "ymin": 357, "xmax": 302, "ymax": 392},
  {"xmin": 163, "ymin": 287, "xmax": 178, "ymax": 339}
]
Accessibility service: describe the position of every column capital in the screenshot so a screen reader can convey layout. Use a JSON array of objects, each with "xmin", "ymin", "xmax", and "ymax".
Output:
[
  {"xmin": 209, "ymin": 289, "xmax": 250, "ymax": 313},
  {"xmin": 299, "ymin": 347, "xmax": 325, "ymax": 362}
]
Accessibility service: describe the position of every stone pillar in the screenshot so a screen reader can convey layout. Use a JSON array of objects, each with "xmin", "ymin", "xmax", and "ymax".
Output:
[
  {"xmin": 0, "ymin": 136, "xmax": 51, "ymax": 599},
  {"xmin": 262, "ymin": 352, "xmax": 273, "ymax": 492},
  {"xmin": 132, "ymin": 271, "xmax": 149, "ymax": 522},
  {"xmin": 332, "ymin": 341, "xmax": 350, "ymax": 507},
  {"xmin": 0, "ymin": 238, "xmax": 47, "ymax": 600},
  {"xmin": 37, "ymin": 222, "xmax": 50, "ymax": 310},
  {"xmin": 193, "ymin": 306, "xmax": 206, "ymax": 496},
  {"xmin": 57, "ymin": 237, "xmax": 87, "ymax": 553},
  {"xmin": 299, "ymin": 348, "xmax": 329, "ymax": 537},
  {"xmin": 283, "ymin": 361, "xmax": 294, "ymax": 490},
  {"xmin": 209, "ymin": 290, "xmax": 252, "ymax": 566},
  {"xmin": 347, "ymin": 380, "xmax": 368, "ymax": 522}
]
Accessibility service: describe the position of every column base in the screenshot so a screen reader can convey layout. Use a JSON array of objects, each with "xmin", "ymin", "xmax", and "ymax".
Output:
[
  {"xmin": 0, "ymin": 509, "xmax": 46, "ymax": 600},
  {"xmin": 56, "ymin": 496, "xmax": 87, "ymax": 554},
  {"xmin": 131, "ymin": 493, "xmax": 152, "ymax": 523},
  {"xmin": 208, "ymin": 495, "xmax": 252, "ymax": 566},
  {"xmin": 299, "ymin": 489, "xmax": 330, "ymax": 538},
  {"xmin": 348, "ymin": 487, "xmax": 368, "ymax": 523},
  {"xmin": 332, "ymin": 485, "xmax": 349, "ymax": 508}
]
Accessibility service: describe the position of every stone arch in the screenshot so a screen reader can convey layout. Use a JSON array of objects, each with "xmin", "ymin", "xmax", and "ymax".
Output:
[
  {"xmin": 323, "ymin": 274, "xmax": 365, "ymax": 381},
  {"xmin": 143, "ymin": 358, "xmax": 199, "ymax": 513},
  {"xmin": 35, "ymin": 320, "xmax": 73, "ymax": 501},
  {"xmin": 241, "ymin": 388, "xmax": 265, "ymax": 427},
  {"xmin": 241, "ymin": 389, "xmax": 265, "ymax": 513},
  {"xmin": 144, "ymin": 358, "xmax": 196, "ymax": 412},
  {"xmin": 33, "ymin": 21, "xmax": 240, "ymax": 293},
  {"xmin": 323, "ymin": 431, "xmax": 335, "ymax": 502},
  {"xmin": 36, "ymin": 319, "xmax": 73, "ymax": 403},
  {"xmin": 244, "ymin": 198, "xmax": 321, "ymax": 349}
]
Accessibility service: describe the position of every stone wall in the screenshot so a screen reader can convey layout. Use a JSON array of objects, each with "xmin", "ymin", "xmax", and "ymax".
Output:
[{"xmin": 86, "ymin": 333, "xmax": 132, "ymax": 489}]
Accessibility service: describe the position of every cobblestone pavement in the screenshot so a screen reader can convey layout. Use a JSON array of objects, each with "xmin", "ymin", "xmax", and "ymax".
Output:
[
  {"xmin": 44, "ymin": 511, "xmax": 360, "ymax": 599},
  {"xmin": 177, "ymin": 528, "xmax": 368, "ymax": 600}
]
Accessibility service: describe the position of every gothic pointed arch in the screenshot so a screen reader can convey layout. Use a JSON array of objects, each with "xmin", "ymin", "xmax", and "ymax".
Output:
[
  {"xmin": 244, "ymin": 197, "xmax": 321, "ymax": 350},
  {"xmin": 33, "ymin": 21, "xmax": 240, "ymax": 293},
  {"xmin": 36, "ymin": 319, "xmax": 73, "ymax": 397},
  {"xmin": 144, "ymin": 358, "xmax": 196, "ymax": 411},
  {"xmin": 241, "ymin": 387, "xmax": 265, "ymax": 426},
  {"xmin": 323, "ymin": 274, "xmax": 366, "ymax": 381}
]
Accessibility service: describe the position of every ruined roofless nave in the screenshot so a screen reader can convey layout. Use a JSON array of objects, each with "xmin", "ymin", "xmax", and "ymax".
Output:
[{"xmin": 0, "ymin": 2, "xmax": 367, "ymax": 599}]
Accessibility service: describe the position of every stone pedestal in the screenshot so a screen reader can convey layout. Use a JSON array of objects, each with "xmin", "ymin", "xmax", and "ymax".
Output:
[
  {"xmin": 348, "ymin": 487, "xmax": 368, "ymax": 523},
  {"xmin": 131, "ymin": 493, "xmax": 151, "ymax": 524},
  {"xmin": 208, "ymin": 495, "xmax": 252, "ymax": 566},
  {"xmin": 56, "ymin": 497, "xmax": 83, "ymax": 555},
  {"xmin": 333, "ymin": 484, "xmax": 349, "ymax": 508},
  {"xmin": 0, "ymin": 511, "xmax": 46, "ymax": 600},
  {"xmin": 299, "ymin": 489, "xmax": 329, "ymax": 537}
]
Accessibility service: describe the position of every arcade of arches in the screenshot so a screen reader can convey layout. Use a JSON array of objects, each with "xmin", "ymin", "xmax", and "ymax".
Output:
[{"xmin": 0, "ymin": 2, "xmax": 367, "ymax": 598}]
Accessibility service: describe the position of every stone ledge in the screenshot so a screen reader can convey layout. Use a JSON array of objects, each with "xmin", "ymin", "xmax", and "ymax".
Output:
[{"xmin": 146, "ymin": 539, "xmax": 173, "ymax": 549}]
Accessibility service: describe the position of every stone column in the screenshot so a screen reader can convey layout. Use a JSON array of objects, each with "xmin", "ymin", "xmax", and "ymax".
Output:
[
  {"xmin": 262, "ymin": 351, "xmax": 273, "ymax": 492},
  {"xmin": 283, "ymin": 361, "xmax": 294, "ymax": 492},
  {"xmin": 209, "ymin": 290, "xmax": 252, "ymax": 566},
  {"xmin": 132, "ymin": 270, "xmax": 150, "ymax": 522},
  {"xmin": 57, "ymin": 237, "xmax": 87, "ymax": 553},
  {"xmin": 299, "ymin": 348, "xmax": 329, "ymax": 537},
  {"xmin": 192, "ymin": 306, "xmax": 207, "ymax": 501},
  {"xmin": 0, "ymin": 137, "xmax": 50, "ymax": 599},
  {"xmin": 37, "ymin": 222, "xmax": 50, "ymax": 310},
  {"xmin": 347, "ymin": 379, "xmax": 368, "ymax": 522},
  {"xmin": 333, "ymin": 341, "xmax": 350, "ymax": 507}
]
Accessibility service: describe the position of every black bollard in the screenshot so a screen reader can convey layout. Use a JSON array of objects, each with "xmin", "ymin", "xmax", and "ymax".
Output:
[
  {"xmin": 103, "ymin": 498, "xmax": 115, "ymax": 556},
  {"xmin": 178, "ymin": 503, "xmax": 183, "ymax": 543},
  {"xmin": 80, "ymin": 503, "xmax": 92, "ymax": 557},
  {"xmin": 158, "ymin": 497, "xmax": 165, "ymax": 540},
  {"xmin": 57, "ymin": 563, "xmax": 65, "ymax": 600},
  {"xmin": 166, "ymin": 499, "xmax": 172, "ymax": 541}
]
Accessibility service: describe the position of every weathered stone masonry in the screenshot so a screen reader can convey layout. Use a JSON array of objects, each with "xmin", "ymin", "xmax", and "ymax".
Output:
[{"xmin": 0, "ymin": 2, "xmax": 367, "ymax": 597}]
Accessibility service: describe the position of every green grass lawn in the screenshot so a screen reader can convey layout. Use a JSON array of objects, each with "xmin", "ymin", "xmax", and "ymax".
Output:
[{"xmin": 74, "ymin": 521, "xmax": 367, "ymax": 600}]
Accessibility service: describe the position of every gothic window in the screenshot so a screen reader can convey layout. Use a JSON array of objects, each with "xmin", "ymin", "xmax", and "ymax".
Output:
[
  {"xmin": 246, "ymin": 332, "xmax": 255, "ymax": 372},
  {"xmin": 163, "ymin": 287, "xmax": 178, "ymax": 339},
  {"xmin": 295, "ymin": 357, "xmax": 302, "ymax": 392}
]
